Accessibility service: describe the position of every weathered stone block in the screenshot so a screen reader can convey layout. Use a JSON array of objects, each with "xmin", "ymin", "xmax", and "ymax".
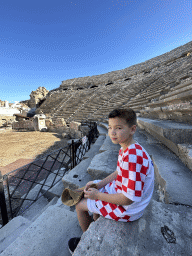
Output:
[
  {"xmin": 70, "ymin": 121, "xmax": 81, "ymax": 131},
  {"xmin": 12, "ymin": 120, "xmax": 35, "ymax": 130},
  {"xmin": 61, "ymin": 132, "xmax": 71, "ymax": 139},
  {"xmin": 80, "ymin": 125, "xmax": 90, "ymax": 136},
  {"xmin": 70, "ymin": 128, "xmax": 82, "ymax": 139},
  {"xmin": 73, "ymin": 200, "xmax": 192, "ymax": 256},
  {"xmin": 45, "ymin": 119, "xmax": 53, "ymax": 128},
  {"xmin": 54, "ymin": 118, "xmax": 66, "ymax": 127}
]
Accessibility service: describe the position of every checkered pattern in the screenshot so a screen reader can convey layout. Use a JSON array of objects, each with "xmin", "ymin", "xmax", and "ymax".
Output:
[
  {"xmin": 95, "ymin": 143, "xmax": 152, "ymax": 222},
  {"xmin": 115, "ymin": 144, "xmax": 149, "ymax": 201}
]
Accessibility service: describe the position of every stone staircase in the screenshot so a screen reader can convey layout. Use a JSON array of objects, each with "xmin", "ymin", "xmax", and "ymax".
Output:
[
  {"xmin": 1, "ymin": 121, "xmax": 192, "ymax": 255},
  {"xmin": 0, "ymin": 125, "xmax": 107, "ymax": 255}
]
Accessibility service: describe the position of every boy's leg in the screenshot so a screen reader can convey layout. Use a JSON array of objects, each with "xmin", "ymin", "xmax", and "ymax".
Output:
[
  {"xmin": 75, "ymin": 198, "xmax": 92, "ymax": 233},
  {"xmin": 93, "ymin": 213, "xmax": 100, "ymax": 221}
]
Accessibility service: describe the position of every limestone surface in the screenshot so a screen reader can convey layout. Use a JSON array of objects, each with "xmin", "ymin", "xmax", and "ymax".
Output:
[{"xmin": 73, "ymin": 199, "xmax": 192, "ymax": 256}]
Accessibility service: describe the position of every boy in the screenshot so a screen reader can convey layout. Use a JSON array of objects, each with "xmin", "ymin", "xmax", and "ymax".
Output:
[{"xmin": 68, "ymin": 108, "xmax": 154, "ymax": 254}]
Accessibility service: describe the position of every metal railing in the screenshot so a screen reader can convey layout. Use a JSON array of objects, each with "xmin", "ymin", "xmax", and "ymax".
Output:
[{"xmin": 0, "ymin": 121, "xmax": 98, "ymax": 227}]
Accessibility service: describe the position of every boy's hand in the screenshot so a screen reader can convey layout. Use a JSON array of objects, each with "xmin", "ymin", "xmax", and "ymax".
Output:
[
  {"xmin": 84, "ymin": 188, "xmax": 100, "ymax": 200},
  {"xmin": 84, "ymin": 181, "xmax": 94, "ymax": 191}
]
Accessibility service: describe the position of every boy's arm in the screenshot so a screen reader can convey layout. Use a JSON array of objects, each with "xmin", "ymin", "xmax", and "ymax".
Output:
[
  {"xmin": 97, "ymin": 192, "xmax": 133, "ymax": 206},
  {"xmin": 96, "ymin": 170, "xmax": 118, "ymax": 190}
]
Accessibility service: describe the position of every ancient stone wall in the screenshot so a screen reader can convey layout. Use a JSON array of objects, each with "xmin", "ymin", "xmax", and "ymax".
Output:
[
  {"xmin": 52, "ymin": 41, "xmax": 192, "ymax": 91},
  {"xmin": 0, "ymin": 116, "xmax": 16, "ymax": 127},
  {"xmin": 45, "ymin": 117, "xmax": 67, "ymax": 133},
  {"xmin": 12, "ymin": 120, "xmax": 35, "ymax": 131}
]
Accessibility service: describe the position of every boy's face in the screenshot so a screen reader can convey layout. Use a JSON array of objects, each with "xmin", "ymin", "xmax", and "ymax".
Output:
[{"xmin": 108, "ymin": 117, "xmax": 136, "ymax": 149}]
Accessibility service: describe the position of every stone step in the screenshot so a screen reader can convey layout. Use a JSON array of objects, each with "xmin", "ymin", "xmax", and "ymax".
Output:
[
  {"xmin": 62, "ymin": 133, "xmax": 108, "ymax": 188},
  {"xmin": 62, "ymin": 158, "xmax": 93, "ymax": 190},
  {"xmin": 20, "ymin": 195, "xmax": 49, "ymax": 221},
  {"xmin": 133, "ymin": 127, "xmax": 192, "ymax": 206},
  {"xmin": 137, "ymin": 117, "xmax": 192, "ymax": 171},
  {"xmin": 98, "ymin": 122, "xmax": 108, "ymax": 130},
  {"xmin": 47, "ymin": 179, "xmax": 65, "ymax": 197},
  {"xmin": 83, "ymin": 135, "xmax": 106, "ymax": 160},
  {"xmin": 99, "ymin": 135, "xmax": 120, "ymax": 153},
  {"xmin": 0, "ymin": 216, "xmax": 31, "ymax": 254},
  {"xmin": 61, "ymin": 132, "xmax": 107, "ymax": 192},
  {"xmin": 82, "ymin": 144, "xmax": 102, "ymax": 160},
  {"xmin": 96, "ymin": 125, "xmax": 108, "ymax": 136},
  {"xmin": 18, "ymin": 168, "xmax": 66, "ymax": 215},
  {"xmin": 137, "ymin": 117, "xmax": 192, "ymax": 144},
  {"xmin": 93, "ymin": 135, "xmax": 106, "ymax": 146},
  {"xmin": 0, "ymin": 204, "xmax": 82, "ymax": 256},
  {"xmin": 21, "ymin": 195, "xmax": 59, "ymax": 222},
  {"xmin": 32, "ymin": 196, "xmax": 59, "ymax": 221},
  {"xmin": 73, "ymin": 199, "xmax": 192, "ymax": 256},
  {"xmin": 87, "ymin": 150, "xmax": 119, "ymax": 180}
]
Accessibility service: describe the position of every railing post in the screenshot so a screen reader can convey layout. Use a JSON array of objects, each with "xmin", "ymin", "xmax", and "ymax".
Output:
[
  {"xmin": 71, "ymin": 140, "xmax": 75, "ymax": 169},
  {"xmin": 88, "ymin": 130, "xmax": 91, "ymax": 150},
  {"xmin": 0, "ymin": 171, "xmax": 8, "ymax": 226}
]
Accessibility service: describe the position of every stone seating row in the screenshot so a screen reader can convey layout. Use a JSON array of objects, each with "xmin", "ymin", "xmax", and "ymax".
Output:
[
  {"xmin": 81, "ymin": 82, "xmax": 143, "ymax": 121},
  {"xmin": 66, "ymin": 87, "xmax": 112, "ymax": 122},
  {"xmin": 124, "ymin": 76, "xmax": 191, "ymax": 113},
  {"xmin": 38, "ymin": 41, "xmax": 192, "ymax": 119},
  {"xmin": 137, "ymin": 116, "xmax": 192, "ymax": 172},
  {"xmin": 52, "ymin": 89, "xmax": 87, "ymax": 117},
  {"xmin": 39, "ymin": 47, "xmax": 191, "ymax": 124},
  {"xmin": 43, "ymin": 72, "xmax": 145, "ymax": 121},
  {"xmin": 37, "ymin": 90, "xmax": 74, "ymax": 114},
  {"xmin": 39, "ymin": 57, "xmax": 192, "ymax": 123},
  {"xmin": 0, "ymin": 199, "xmax": 82, "ymax": 256},
  {"xmin": 140, "ymin": 80, "xmax": 192, "ymax": 123},
  {"xmin": 124, "ymin": 71, "xmax": 189, "ymax": 110},
  {"xmin": 126, "ymin": 54, "xmax": 190, "ymax": 103},
  {"xmin": 64, "ymin": 82, "xmax": 127, "ymax": 121},
  {"xmin": 54, "ymin": 90, "xmax": 99, "ymax": 119},
  {"xmin": 53, "ymin": 81, "xmax": 125, "ymax": 121},
  {"xmin": 82, "ymin": 75, "xmax": 172, "ymax": 120},
  {"xmin": 51, "ymin": 86, "xmax": 102, "ymax": 118},
  {"xmin": 0, "ymin": 125, "xmax": 109, "ymax": 255},
  {"xmin": 71, "ymin": 122, "xmax": 192, "ymax": 255},
  {"xmin": 1, "ymin": 121, "xmax": 192, "ymax": 255}
]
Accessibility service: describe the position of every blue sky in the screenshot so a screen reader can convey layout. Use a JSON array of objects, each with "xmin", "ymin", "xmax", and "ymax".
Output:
[{"xmin": 0, "ymin": 0, "xmax": 191, "ymax": 103}]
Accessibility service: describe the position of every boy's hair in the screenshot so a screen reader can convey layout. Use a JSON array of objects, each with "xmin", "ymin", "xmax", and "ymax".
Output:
[{"xmin": 108, "ymin": 108, "xmax": 137, "ymax": 128}]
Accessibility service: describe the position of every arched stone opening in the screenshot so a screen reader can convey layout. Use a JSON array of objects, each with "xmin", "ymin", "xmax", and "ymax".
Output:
[
  {"xmin": 105, "ymin": 82, "xmax": 113, "ymax": 86},
  {"xmin": 90, "ymin": 85, "xmax": 98, "ymax": 89}
]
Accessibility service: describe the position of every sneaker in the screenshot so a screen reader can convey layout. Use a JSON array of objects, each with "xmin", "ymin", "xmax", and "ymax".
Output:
[{"xmin": 68, "ymin": 237, "xmax": 81, "ymax": 254}]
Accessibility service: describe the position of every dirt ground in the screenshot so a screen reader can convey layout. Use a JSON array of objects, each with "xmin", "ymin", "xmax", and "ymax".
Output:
[{"xmin": 0, "ymin": 129, "xmax": 68, "ymax": 172}]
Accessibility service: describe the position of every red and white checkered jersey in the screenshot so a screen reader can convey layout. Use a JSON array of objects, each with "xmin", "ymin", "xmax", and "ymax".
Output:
[{"xmin": 95, "ymin": 143, "xmax": 154, "ymax": 222}]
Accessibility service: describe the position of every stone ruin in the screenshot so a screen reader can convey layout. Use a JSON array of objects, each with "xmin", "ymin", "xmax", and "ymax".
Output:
[
  {"xmin": 1, "ymin": 41, "xmax": 192, "ymax": 256},
  {"xmin": 12, "ymin": 113, "xmax": 87, "ymax": 140},
  {"xmin": 45, "ymin": 118, "xmax": 90, "ymax": 139},
  {"xmin": 33, "ymin": 40, "xmax": 192, "ymax": 173},
  {"xmin": 12, "ymin": 114, "xmax": 47, "ymax": 132},
  {"xmin": 0, "ymin": 87, "xmax": 48, "ymax": 129},
  {"xmin": 28, "ymin": 86, "xmax": 49, "ymax": 109},
  {"xmin": 2, "ymin": 41, "xmax": 192, "ymax": 153},
  {"xmin": 0, "ymin": 101, "xmax": 22, "ymax": 128},
  {"xmin": 36, "ymin": 40, "xmax": 192, "ymax": 125}
]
